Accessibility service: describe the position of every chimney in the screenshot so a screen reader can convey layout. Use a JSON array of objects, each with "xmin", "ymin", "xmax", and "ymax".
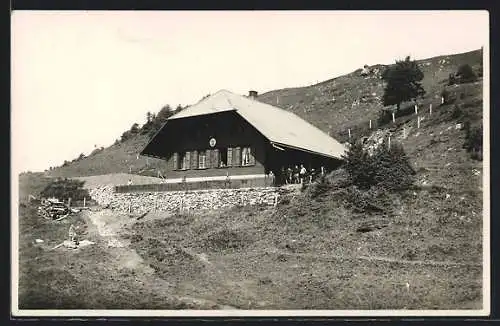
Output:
[{"xmin": 248, "ymin": 90, "xmax": 258, "ymax": 99}]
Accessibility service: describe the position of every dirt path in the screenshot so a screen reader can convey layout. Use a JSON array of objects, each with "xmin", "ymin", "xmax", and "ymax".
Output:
[
  {"xmin": 82, "ymin": 209, "xmax": 238, "ymax": 310},
  {"xmin": 226, "ymin": 248, "xmax": 482, "ymax": 268}
]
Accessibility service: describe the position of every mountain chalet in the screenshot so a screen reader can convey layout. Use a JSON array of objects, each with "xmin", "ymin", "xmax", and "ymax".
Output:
[{"xmin": 140, "ymin": 90, "xmax": 347, "ymax": 188}]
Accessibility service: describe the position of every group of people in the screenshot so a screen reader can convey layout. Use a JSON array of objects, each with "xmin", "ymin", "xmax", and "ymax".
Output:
[{"xmin": 270, "ymin": 164, "xmax": 326, "ymax": 185}]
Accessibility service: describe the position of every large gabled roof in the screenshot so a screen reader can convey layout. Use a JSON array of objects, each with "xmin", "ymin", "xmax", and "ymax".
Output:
[{"xmin": 144, "ymin": 89, "xmax": 347, "ymax": 160}]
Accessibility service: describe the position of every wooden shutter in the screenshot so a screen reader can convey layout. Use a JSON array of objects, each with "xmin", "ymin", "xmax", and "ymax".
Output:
[
  {"xmin": 214, "ymin": 149, "xmax": 220, "ymax": 167},
  {"xmin": 206, "ymin": 150, "xmax": 212, "ymax": 168},
  {"xmin": 234, "ymin": 147, "xmax": 241, "ymax": 166},
  {"xmin": 172, "ymin": 152, "xmax": 178, "ymax": 170},
  {"xmin": 249, "ymin": 147, "xmax": 255, "ymax": 165},
  {"xmin": 227, "ymin": 147, "xmax": 233, "ymax": 167},
  {"xmin": 191, "ymin": 150, "xmax": 198, "ymax": 169},
  {"xmin": 185, "ymin": 151, "xmax": 191, "ymax": 170}
]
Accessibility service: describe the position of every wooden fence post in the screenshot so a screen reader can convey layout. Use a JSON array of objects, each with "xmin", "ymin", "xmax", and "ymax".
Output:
[
  {"xmin": 414, "ymin": 104, "xmax": 418, "ymax": 115},
  {"xmin": 83, "ymin": 197, "xmax": 86, "ymax": 208},
  {"xmin": 369, "ymin": 119, "xmax": 372, "ymax": 129},
  {"xmin": 67, "ymin": 197, "xmax": 71, "ymax": 209},
  {"xmin": 392, "ymin": 112, "xmax": 395, "ymax": 123},
  {"xmin": 429, "ymin": 103, "xmax": 433, "ymax": 115},
  {"xmin": 417, "ymin": 116, "xmax": 421, "ymax": 129},
  {"xmin": 348, "ymin": 129, "xmax": 351, "ymax": 139},
  {"xmin": 388, "ymin": 135, "xmax": 391, "ymax": 150}
]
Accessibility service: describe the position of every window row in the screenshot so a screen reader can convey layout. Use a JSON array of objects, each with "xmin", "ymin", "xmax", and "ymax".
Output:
[{"xmin": 173, "ymin": 146, "xmax": 255, "ymax": 170}]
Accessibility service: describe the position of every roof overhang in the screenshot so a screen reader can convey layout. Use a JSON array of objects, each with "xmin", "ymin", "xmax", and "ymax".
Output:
[{"xmin": 270, "ymin": 141, "xmax": 345, "ymax": 161}]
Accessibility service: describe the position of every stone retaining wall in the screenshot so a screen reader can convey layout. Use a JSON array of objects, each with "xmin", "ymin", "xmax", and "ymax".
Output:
[{"xmin": 88, "ymin": 185, "xmax": 281, "ymax": 214}]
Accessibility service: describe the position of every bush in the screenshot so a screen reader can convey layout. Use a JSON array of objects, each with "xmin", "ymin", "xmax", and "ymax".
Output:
[
  {"xmin": 342, "ymin": 138, "xmax": 415, "ymax": 191},
  {"xmin": 40, "ymin": 178, "xmax": 90, "ymax": 201},
  {"xmin": 457, "ymin": 64, "xmax": 477, "ymax": 83},
  {"xmin": 372, "ymin": 141, "xmax": 416, "ymax": 191},
  {"xmin": 448, "ymin": 73, "xmax": 457, "ymax": 86},
  {"xmin": 343, "ymin": 140, "xmax": 375, "ymax": 190},
  {"xmin": 463, "ymin": 122, "xmax": 483, "ymax": 161}
]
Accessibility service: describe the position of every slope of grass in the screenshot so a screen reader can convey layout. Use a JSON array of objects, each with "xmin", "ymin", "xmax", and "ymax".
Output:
[
  {"xmin": 46, "ymin": 49, "xmax": 482, "ymax": 178},
  {"xmin": 48, "ymin": 134, "xmax": 170, "ymax": 178},
  {"xmin": 16, "ymin": 48, "xmax": 484, "ymax": 311}
]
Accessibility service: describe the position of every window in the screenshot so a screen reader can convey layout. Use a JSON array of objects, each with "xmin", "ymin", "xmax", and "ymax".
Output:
[
  {"xmin": 218, "ymin": 148, "xmax": 228, "ymax": 167},
  {"xmin": 178, "ymin": 152, "xmax": 190, "ymax": 170},
  {"xmin": 241, "ymin": 147, "xmax": 254, "ymax": 166},
  {"xmin": 198, "ymin": 150, "xmax": 207, "ymax": 169}
]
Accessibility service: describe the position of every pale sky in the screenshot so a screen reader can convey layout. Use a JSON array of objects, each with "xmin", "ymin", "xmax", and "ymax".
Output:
[{"xmin": 11, "ymin": 10, "xmax": 488, "ymax": 173}]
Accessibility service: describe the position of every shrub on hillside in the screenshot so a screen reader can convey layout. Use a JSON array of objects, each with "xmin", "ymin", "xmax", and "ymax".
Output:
[
  {"xmin": 343, "ymin": 140, "xmax": 375, "ymax": 189},
  {"xmin": 40, "ymin": 178, "xmax": 90, "ymax": 201},
  {"xmin": 372, "ymin": 141, "xmax": 416, "ymax": 191},
  {"xmin": 463, "ymin": 122, "xmax": 483, "ymax": 161},
  {"xmin": 448, "ymin": 73, "xmax": 457, "ymax": 86},
  {"xmin": 120, "ymin": 123, "xmax": 140, "ymax": 142},
  {"xmin": 457, "ymin": 64, "xmax": 478, "ymax": 84},
  {"xmin": 342, "ymin": 138, "xmax": 415, "ymax": 191}
]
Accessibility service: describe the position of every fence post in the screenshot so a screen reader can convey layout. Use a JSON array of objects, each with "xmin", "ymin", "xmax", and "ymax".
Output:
[
  {"xmin": 417, "ymin": 116, "xmax": 421, "ymax": 129},
  {"xmin": 348, "ymin": 128, "xmax": 351, "ymax": 139},
  {"xmin": 67, "ymin": 197, "xmax": 71, "ymax": 209},
  {"xmin": 369, "ymin": 119, "xmax": 372, "ymax": 129},
  {"xmin": 403, "ymin": 127, "xmax": 406, "ymax": 139},
  {"xmin": 392, "ymin": 112, "xmax": 395, "ymax": 123},
  {"xmin": 83, "ymin": 197, "xmax": 86, "ymax": 208},
  {"xmin": 414, "ymin": 104, "xmax": 418, "ymax": 115},
  {"xmin": 429, "ymin": 103, "xmax": 433, "ymax": 115},
  {"xmin": 388, "ymin": 135, "xmax": 391, "ymax": 150}
]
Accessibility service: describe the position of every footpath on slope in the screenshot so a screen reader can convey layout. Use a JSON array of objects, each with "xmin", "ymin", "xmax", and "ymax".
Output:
[{"xmin": 82, "ymin": 208, "xmax": 238, "ymax": 310}]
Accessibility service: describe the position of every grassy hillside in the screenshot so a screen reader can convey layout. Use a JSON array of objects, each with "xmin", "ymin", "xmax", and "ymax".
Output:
[
  {"xmin": 17, "ymin": 54, "xmax": 484, "ymax": 309},
  {"xmin": 43, "ymin": 48, "xmax": 482, "ymax": 178}
]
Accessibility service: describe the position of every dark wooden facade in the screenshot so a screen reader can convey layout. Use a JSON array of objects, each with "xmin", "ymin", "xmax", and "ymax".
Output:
[
  {"xmin": 144, "ymin": 110, "xmax": 342, "ymax": 183},
  {"xmin": 148, "ymin": 111, "xmax": 267, "ymax": 179}
]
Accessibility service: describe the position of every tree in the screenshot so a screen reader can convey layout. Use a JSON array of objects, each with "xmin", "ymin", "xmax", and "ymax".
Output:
[
  {"xmin": 342, "ymin": 139, "xmax": 375, "ymax": 189},
  {"xmin": 381, "ymin": 56, "xmax": 425, "ymax": 111},
  {"xmin": 130, "ymin": 123, "xmax": 139, "ymax": 134},
  {"xmin": 174, "ymin": 104, "xmax": 184, "ymax": 114}
]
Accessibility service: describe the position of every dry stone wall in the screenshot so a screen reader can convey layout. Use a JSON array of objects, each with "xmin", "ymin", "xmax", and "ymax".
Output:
[{"xmin": 88, "ymin": 185, "xmax": 280, "ymax": 214}]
